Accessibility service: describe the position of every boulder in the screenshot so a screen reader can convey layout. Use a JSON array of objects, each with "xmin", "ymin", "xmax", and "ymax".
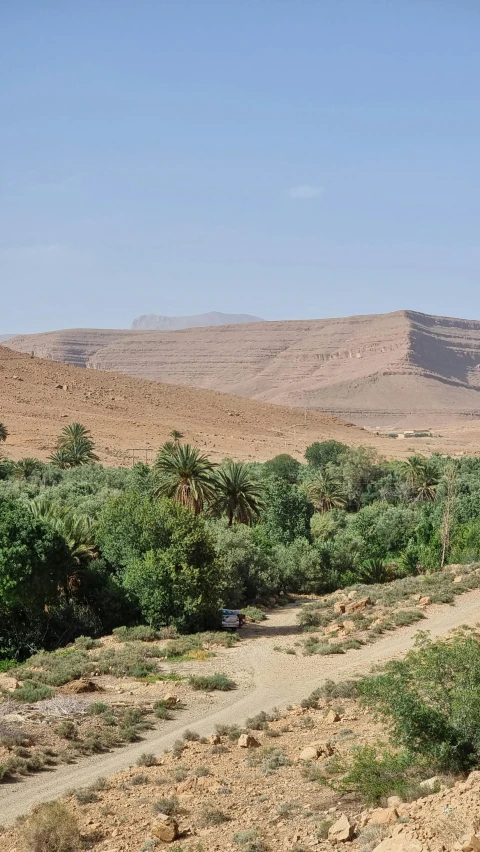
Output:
[
  {"xmin": 342, "ymin": 620, "xmax": 356, "ymax": 634},
  {"xmin": 238, "ymin": 734, "xmax": 260, "ymax": 748},
  {"xmin": 152, "ymin": 814, "xmax": 179, "ymax": 843},
  {"xmin": 453, "ymin": 575, "xmax": 464, "ymax": 583},
  {"xmin": 164, "ymin": 694, "xmax": 178, "ymax": 706},
  {"xmin": 328, "ymin": 813, "xmax": 354, "ymax": 843},
  {"xmin": 419, "ymin": 776, "xmax": 442, "ymax": 792},
  {"xmin": 418, "ymin": 596, "xmax": 431, "ymax": 606},
  {"xmin": 325, "ymin": 623, "xmax": 341, "ymax": 635},
  {"xmin": 387, "ymin": 797, "xmax": 403, "ymax": 809},
  {"xmin": 299, "ymin": 746, "xmax": 320, "ymax": 761},
  {"xmin": 345, "ymin": 596, "xmax": 372, "ymax": 615},
  {"xmin": 368, "ymin": 807, "xmax": 398, "ymax": 826},
  {"xmin": 208, "ymin": 734, "xmax": 221, "ymax": 745},
  {"xmin": 334, "ymin": 601, "xmax": 346, "ymax": 614},
  {"xmin": 326, "ymin": 710, "xmax": 341, "ymax": 724}
]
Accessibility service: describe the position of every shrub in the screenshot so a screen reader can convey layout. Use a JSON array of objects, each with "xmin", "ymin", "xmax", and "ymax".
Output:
[
  {"xmin": 153, "ymin": 796, "xmax": 179, "ymax": 816},
  {"xmin": 54, "ymin": 720, "xmax": 77, "ymax": 740},
  {"xmin": 182, "ymin": 729, "xmax": 200, "ymax": 741},
  {"xmin": 137, "ymin": 752, "xmax": 157, "ymax": 767},
  {"xmin": 12, "ymin": 681, "xmax": 54, "ymax": 703},
  {"xmin": 87, "ymin": 701, "xmax": 108, "ymax": 715},
  {"xmin": 188, "ymin": 673, "xmax": 236, "ymax": 691},
  {"xmin": 341, "ymin": 745, "xmax": 417, "ymax": 804},
  {"xmin": 201, "ymin": 807, "xmax": 231, "ymax": 826},
  {"xmin": 113, "ymin": 625, "xmax": 158, "ymax": 642},
  {"xmin": 243, "ymin": 606, "xmax": 267, "ymax": 622},
  {"xmin": 359, "ymin": 633, "xmax": 480, "ymax": 772},
  {"xmin": 22, "ymin": 801, "xmax": 82, "ymax": 852}
]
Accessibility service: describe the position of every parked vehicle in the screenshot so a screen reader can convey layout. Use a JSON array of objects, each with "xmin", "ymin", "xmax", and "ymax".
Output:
[{"xmin": 220, "ymin": 608, "xmax": 246, "ymax": 630}]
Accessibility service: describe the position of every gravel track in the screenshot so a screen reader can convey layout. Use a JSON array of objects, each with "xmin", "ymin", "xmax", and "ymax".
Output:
[{"xmin": 2, "ymin": 591, "xmax": 480, "ymax": 826}]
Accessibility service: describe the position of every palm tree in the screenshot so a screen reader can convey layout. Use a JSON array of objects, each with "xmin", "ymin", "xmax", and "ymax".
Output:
[
  {"xmin": 154, "ymin": 442, "xmax": 217, "ymax": 513},
  {"xmin": 0, "ymin": 422, "xmax": 8, "ymax": 443},
  {"xmin": 169, "ymin": 429, "xmax": 184, "ymax": 446},
  {"xmin": 208, "ymin": 461, "xmax": 265, "ymax": 526},
  {"xmin": 29, "ymin": 498, "xmax": 96, "ymax": 565},
  {"xmin": 14, "ymin": 457, "xmax": 43, "ymax": 479},
  {"xmin": 50, "ymin": 423, "xmax": 98, "ymax": 468},
  {"xmin": 402, "ymin": 456, "xmax": 438, "ymax": 502},
  {"xmin": 57, "ymin": 423, "xmax": 92, "ymax": 447},
  {"xmin": 306, "ymin": 470, "xmax": 347, "ymax": 514}
]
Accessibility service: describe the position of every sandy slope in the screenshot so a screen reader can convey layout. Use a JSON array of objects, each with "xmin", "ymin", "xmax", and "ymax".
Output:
[{"xmin": 2, "ymin": 591, "xmax": 480, "ymax": 826}]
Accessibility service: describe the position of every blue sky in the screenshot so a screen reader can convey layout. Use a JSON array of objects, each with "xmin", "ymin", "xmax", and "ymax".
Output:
[{"xmin": 1, "ymin": 0, "xmax": 480, "ymax": 332}]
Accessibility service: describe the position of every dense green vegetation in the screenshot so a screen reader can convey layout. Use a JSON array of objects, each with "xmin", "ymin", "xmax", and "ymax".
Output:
[{"xmin": 2, "ymin": 421, "xmax": 480, "ymax": 659}]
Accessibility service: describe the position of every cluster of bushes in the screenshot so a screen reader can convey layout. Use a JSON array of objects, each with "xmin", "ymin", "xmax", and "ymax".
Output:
[{"xmin": 3, "ymin": 426, "xmax": 480, "ymax": 660}]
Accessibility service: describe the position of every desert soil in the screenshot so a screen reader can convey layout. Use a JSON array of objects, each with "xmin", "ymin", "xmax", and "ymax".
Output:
[{"xmin": 2, "ymin": 590, "xmax": 480, "ymax": 829}]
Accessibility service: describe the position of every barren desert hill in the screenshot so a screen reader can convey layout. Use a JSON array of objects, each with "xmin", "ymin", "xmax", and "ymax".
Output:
[
  {"xmin": 131, "ymin": 310, "xmax": 263, "ymax": 330},
  {"xmin": 0, "ymin": 344, "xmax": 394, "ymax": 466},
  {"xmin": 8, "ymin": 309, "xmax": 480, "ymax": 429}
]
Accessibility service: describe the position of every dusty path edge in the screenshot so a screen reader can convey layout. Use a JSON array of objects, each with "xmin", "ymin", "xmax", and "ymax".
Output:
[{"xmin": 1, "ymin": 590, "xmax": 480, "ymax": 826}]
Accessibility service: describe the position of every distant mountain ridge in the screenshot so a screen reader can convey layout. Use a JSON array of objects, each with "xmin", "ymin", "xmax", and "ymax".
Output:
[
  {"xmin": 9, "ymin": 309, "xmax": 480, "ymax": 428},
  {"xmin": 131, "ymin": 311, "xmax": 263, "ymax": 330},
  {"xmin": 0, "ymin": 335, "xmax": 14, "ymax": 343}
]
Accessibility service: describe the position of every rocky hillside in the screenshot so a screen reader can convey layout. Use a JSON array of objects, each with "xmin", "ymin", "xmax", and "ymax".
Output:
[
  {"xmin": 8, "ymin": 310, "xmax": 480, "ymax": 429},
  {"xmin": 132, "ymin": 311, "xmax": 263, "ymax": 330}
]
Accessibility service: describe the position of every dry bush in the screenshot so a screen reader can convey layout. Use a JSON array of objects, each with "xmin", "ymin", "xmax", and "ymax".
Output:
[{"xmin": 22, "ymin": 801, "xmax": 82, "ymax": 852}]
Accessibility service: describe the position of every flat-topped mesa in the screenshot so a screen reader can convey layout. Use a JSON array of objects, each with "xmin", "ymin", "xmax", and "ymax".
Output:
[{"xmin": 7, "ymin": 310, "xmax": 480, "ymax": 428}]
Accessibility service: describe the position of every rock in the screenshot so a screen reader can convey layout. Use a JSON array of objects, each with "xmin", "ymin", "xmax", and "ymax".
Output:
[
  {"xmin": 345, "ymin": 596, "xmax": 372, "ymax": 615},
  {"xmin": 387, "ymin": 797, "xmax": 403, "ymax": 809},
  {"xmin": 342, "ymin": 620, "xmax": 356, "ymax": 634},
  {"xmin": 328, "ymin": 813, "xmax": 354, "ymax": 843},
  {"xmin": 334, "ymin": 601, "xmax": 346, "ymax": 614},
  {"xmin": 152, "ymin": 814, "xmax": 179, "ymax": 843},
  {"xmin": 347, "ymin": 591, "xmax": 357, "ymax": 600},
  {"xmin": 238, "ymin": 734, "xmax": 260, "ymax": 748},
  {"xmin": 418, "ymin": 596, "xmax": 431, "ymax": 606},
  {"xmin": 419, "ymin": 776, "xmax": 442, "ymax": 792},
  {"xmin": 299, "ymin": 746, "xmax": 320, "ymax": 761},
  {"xmin": 164, "ymin": 694, "xmax": 178, "ymax": 706},
  {"xmin": 368, "ymin": 807, "xmax": 398, "ymax": 826},
  {"xmin": 325, "ymin": 623, "xmax": 341, "ymax": 635},
  {"xmin": 1, "ymin": 677, "xmax": 20, "ymax": 692},
  {"xmin": 372, "ymin": 839, "xmax": 423, "ymax": 852},
  {"xmin": 453, "ymin": 575, "xmax": 464, "ymax": 583},
  {"xmin": 454, "ymin": 834, "xmax": 480, "ymax": 852},
  {"xmin": 208, "ymin": 734, "xmax": 221, "ymax": 745},
  {"xmin": 61, "ymin": 678, "xmax": 99, "ymax": 694},
  {"xmin": 326, "ymin": 710, "xmax": 341, "ymax": 724}
]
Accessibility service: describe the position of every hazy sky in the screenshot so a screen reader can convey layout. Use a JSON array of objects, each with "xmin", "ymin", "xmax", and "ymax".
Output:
[{"xmin": 1, "ymin": 0, "xmax": 480, "ymax": 333}]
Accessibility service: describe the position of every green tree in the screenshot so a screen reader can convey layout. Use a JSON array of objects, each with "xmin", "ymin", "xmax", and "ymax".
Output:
[
  {"xmin": 121, "ymin": 501, "xmax": 221, "ymax": 632},
  {"xmin": 209, "ymin": 461, "xmax": 265, "ymax": 526},
  {"xmin": 50, "ymin": 423, "xmax": 98, "ymax": 468},
  {"xmin": 304, "ymin": 440, "xmax": 347, "ymax": 468},
  {"xmin": 154, "ymin": 443, "xmax": 217, "ymax": 514},
  {"xmin": 14, "ymin": 458, "xmax": 44, "ymax": 480},
  {"xmin": 212, "ymin": 521, "xmax": 279, "ymax": 605},
  {"xmin": 0, "ymin": 496, "xmax": 70, "ymax": 614},
  {"xmin": 359, "ymin": 633, "xmax": 480, "ymax": 772},
  {"xmin": 263, "ymin": 454, "xmax": 301, "ymax": 484},
  {"xmin": 169, "ymin": 429, "xmax": 184, "ymax": 446},
  {"xmin": 402, "ymin": 456, "xmax": 439, "ymax": 503},
  {"xmin": 306, "ymin": 470, "xmax": 347, "ymax": 514},
  {"xmin": 262, "ymin": 477, "xmax": 313, "ymax": 544},
  {"xmin": 29, "ymin": 498, "xmax": 96, "ymax": 567}
]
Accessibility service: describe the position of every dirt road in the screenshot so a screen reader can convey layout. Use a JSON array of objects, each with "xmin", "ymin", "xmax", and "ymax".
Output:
[{"xmin": 2, "ymin": 592, "xmax": 480, "ymax": 825}]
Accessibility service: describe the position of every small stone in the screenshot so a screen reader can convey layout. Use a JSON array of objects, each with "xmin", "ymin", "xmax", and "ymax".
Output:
[
  {"xmin": 368, "ymin": 807, "xmax": 398, "ymax": 826},
  {"xmin": 326, "ymin": 710, "xmax": 341, "ymax": 724},
  {"xmin": 345, "ymin": 596, "xmax": 372, "ymax": 615},
  {"xmin": 152, "ymin": 814, "xmax": 179, "ymax": 843},
  {"xmin": 238, "ymin": 734, "xmax": 260, "ymax": 748},
  {"xmin": 299, "ymin": 746, "xmax": 319, "ymax": 761},
  {"xmin": 328, "ymin": 813, "xmax": 354, "ymax": 843}
]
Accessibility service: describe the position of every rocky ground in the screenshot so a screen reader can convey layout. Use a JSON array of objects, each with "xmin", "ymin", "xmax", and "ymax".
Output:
[{"xmin": 3, "ymin": 687, "xmax": 480, "ymax": 852}]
